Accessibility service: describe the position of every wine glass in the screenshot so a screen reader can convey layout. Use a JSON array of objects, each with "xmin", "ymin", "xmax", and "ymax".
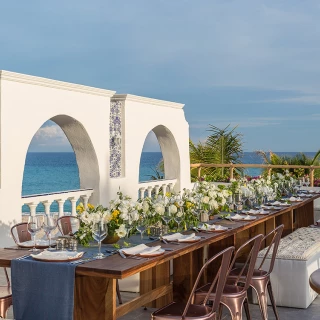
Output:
[
  {"xmin": 92, "ymin": 220, "xmax": 108, "ymax": 259},
  {"xmin": 27, "ymin": 216, "xmax": 42, "ymax": 252},
  {"xmin": 234, "ymin": 193, "xmax": 242, "ymax": 214},
  {"xmin": 162, "ymin": 207, "xmax": 172, "ymax": 233},
  {"xmin": 174, "ymin": 208, "xmax": 184, "ymax": 232},
  {"xmin": 42, "ymin": 214, "xmax": 57, "ymax": 251},
  {"xmin": 226, "ymin": 195, "xmax": 233, "ymax": 211},
  {"xmin": 136, "ymin": 216, "xmax": 147, "ymax": 240}
]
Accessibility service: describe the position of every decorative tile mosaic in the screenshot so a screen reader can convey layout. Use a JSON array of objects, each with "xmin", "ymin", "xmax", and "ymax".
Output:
[{"xmin": 110, "ymin": 100, "xmax": 123, "ymax": 178}]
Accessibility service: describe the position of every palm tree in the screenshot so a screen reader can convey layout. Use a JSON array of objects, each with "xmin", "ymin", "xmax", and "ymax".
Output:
[
  {"xmin": 256, "ymin": 150, "xmax": 320, "ymax": 178},
  {"xmin": 190, "ymin": 124, "xmax": 244, "ymax": 181}
]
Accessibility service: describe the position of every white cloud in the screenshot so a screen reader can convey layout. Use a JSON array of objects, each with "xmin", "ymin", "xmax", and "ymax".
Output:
[{"xmin": 32, "ymin": 125, "xmax": 69, "ymax": 145}]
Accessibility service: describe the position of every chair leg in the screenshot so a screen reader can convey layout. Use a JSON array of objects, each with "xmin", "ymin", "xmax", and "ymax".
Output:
[
  {"xmin": 116, "ymin": 280, "xmax": 123, "ymax": 304},
  {"xmin": 243, "ymin": 297, "xmax": 251, "ymax": 320},
  {"xmin": 221, "ymin": 296, "xmax": 245, "ymax": 320},
  {"xmin": 251, "ymin": 280, "xmax": 268, "ymax": 320},
  {"xmin": 267, "ymin": 281, "xmax": 280, "ymax": 320},
  {"xmin": 217, "ymin": 303, "xmax": 223, "ymax": 320}
]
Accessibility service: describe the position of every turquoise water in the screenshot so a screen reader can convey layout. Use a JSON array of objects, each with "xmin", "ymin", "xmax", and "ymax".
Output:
[{"xmin": 22, "ymin": 151, "xmax": 317, "ymax": 212}]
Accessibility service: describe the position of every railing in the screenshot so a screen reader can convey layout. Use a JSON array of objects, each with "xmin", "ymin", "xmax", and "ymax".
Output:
[
  {"xmin": 138, "ymin": 179, "xmax": 177, "ymax": 199},
  {"xmin": 190, "ymin": 163, "xmax": 320, "ymax": 187},
  {"xmin": 21, "ymin": 189, "xmax": 94, "ymax": 217}
]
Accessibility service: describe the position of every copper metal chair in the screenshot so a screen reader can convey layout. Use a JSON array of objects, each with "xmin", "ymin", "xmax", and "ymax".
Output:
[
  {"xmin": 10, "ymin": 222, "xmax": 31, "ymax": 245},
  {"xmin": 0, "ymin": 268, "xmax": 12, "ymax": 318},
  {"xmin": 194, "ymin": 234, "xmax": 263, "ymax": 320},
  {"xmin": 151, "ymin": 246, "xmax": 234, "ymax": 320},
  {"xmin": 57, "ymin": 216, "xmax": 80, "ymax": 236},
  {"xmin": 228, "ymin": 224, "xmax": 284, "ymax": 320}
]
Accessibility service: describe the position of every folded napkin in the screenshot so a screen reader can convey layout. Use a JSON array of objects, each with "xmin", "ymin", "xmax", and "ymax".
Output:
[
  {"xmin": 248, "ymin": 209, "xmax": 258, "ymax": 214},
  {"xmin": 31, "ymin": 251, "xmax": 83, "ymax": 261},
  {"xmin": 232, "ymin": 214, "xmax": 244, "ymax": 220},
  {"xmin": 18, "ymin": 239, "xmax": 56, "ymax": 247},
  {"xmin": 199, "ymin": 223, "xmax": 215, "ymax": 231},
  {"xmin": 12, "ymin": 256, "xmax": 76, "ymax": 320},
  {"xmin": 271, "ymin": 201, "xmax": 282, "ymax": 205},
  {"xmin": 121, "ymin": 244, "xmax": 161, "ymax": 255},
  {"xmin": 244, "ymin": 215, "xmax": 255, "ymax": 220},
  {"xmin": 289, "ymin": 197, "xmax": 302, "ymax": 201},
  {"xmin": 213, "ymin": 225, "xmax": 228, "ymax": 231},
  {"xmin": 162, "ymin": 233, "xmax": 196, "ymax": 242}
]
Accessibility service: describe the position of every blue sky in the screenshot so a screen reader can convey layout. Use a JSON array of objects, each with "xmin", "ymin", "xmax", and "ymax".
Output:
[{"xmin": 2, "ymin": 0, "xmax": 320, "ymax": 152}]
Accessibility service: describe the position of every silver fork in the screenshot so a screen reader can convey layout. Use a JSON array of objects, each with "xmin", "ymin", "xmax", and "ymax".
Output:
[{"xmin": 16, "ymin": 254, "xmax": 30, "ymax": 260}]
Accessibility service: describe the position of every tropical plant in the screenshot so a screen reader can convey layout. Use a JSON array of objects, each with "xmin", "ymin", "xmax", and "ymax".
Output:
[
  {"xmin": 190, "ymin": 125, "xmax": 244, "ymax": 181},
  {"xmin": 256, "ymin": 150, "xmax": 320, "ymax": 179},
  {"xmin": 149, "ymin": 159, "xmax": 164, "ymax": 180}
]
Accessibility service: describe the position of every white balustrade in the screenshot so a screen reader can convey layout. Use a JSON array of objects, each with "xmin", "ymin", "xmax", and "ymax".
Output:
[
  {"xmin": 21, "ymin": 189, "xmax": 94, "ymax": 217},
  {"xmin": 138, "ymin": 179, "xmax": 177, "ymax": 199}
]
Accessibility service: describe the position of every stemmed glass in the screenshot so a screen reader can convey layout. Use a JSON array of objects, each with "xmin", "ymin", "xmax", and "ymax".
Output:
[
  {"xmin": 42, "ymin": 214, "xmax": 57, "ymax": 251},
  {"xmin": 27, "ymin": 216, "xmax": 42, "ymax": 252},
  {"xmin": 162, "ymin": 207, "xmax": 172, "ymax": 234},
  {"xmin": 226, "ymin": 195, "xmax": 233, "ymax": 211},
  {"xmin": 174, "ymin": 208, "xmax": 184, "ymax": 232},
  {"xmin": 136, "ymin": 215, "xmax": 147, "ymax": 240},
  {"xmin": 92, "ymin": 220, "xmax": 108, "ymax": 259},
  {"xmin": 234, "ymin": 193, "xmax": 242, "ymax": 214}
]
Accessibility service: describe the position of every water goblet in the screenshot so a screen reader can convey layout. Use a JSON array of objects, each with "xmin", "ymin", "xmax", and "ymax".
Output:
[
  {"xmin": 234, "ymin": 193, "xmax": 242, "ymax": 214},
  {"xmin": 162, "ymin": 207, "xmax": 172, "ymax": 234},
  {"xmin": 136, "ymin": 217, "xmax": 147, "ymax": 240},
  {"xmin": 27, "ymin": 216, "xmax": 42, "ymax": 252},
  {"xmin": 174, "ymin": 208, "xmax": 184, "ymax": 232},
  {"xmin": 42, "ymin": 214, "xmax": 57, "ymax": 251},
  {"xmin": 92, "ymin": 220, "xmax": 108, "ymax": 259}
]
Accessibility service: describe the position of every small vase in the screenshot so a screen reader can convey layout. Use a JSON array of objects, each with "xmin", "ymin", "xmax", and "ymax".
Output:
[{"xmin": 102, "ymin": 234, "xmax": 120, "ymax": 244}]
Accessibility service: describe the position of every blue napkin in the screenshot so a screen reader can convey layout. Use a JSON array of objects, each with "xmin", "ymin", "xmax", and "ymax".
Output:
[{"xmin": 12, "ymin": 256, "xmax": 77, "ymax": 320}]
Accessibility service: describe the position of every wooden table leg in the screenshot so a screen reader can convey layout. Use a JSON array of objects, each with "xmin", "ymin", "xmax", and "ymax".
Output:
[
  {"xmin": 140, "ymin": 261, "xmax": 171, "ymax": 308},
  {"xmin": 173, "ymin": 247, "xmax": 204, "ymax": 303},
  {"xmin": 295, "ymin": 201, "xmax": 314, "ymax": 228},
  {"xmin": 275, "ymin": 209, "xmax": 293, "ymax": 237},
  {"xmin": 74, "ymin": 274, "xmax": 116, "ymax": 320}
]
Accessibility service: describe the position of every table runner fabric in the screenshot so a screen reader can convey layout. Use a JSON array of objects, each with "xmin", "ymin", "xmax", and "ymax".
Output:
[{"xmin": 12, "ymin": 257, "xmax": 77, "ymax": 320}]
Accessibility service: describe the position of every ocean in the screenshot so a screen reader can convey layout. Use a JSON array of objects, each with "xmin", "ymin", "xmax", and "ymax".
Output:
[{"xmin": 22, "ymin": 152, "xmax": 317, "ymax": 212}]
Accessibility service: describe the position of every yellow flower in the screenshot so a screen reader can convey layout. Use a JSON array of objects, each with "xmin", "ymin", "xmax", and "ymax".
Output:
[
  {"xmin": 87, "ymin": 203, "xmax": 95, "ymax": 210},
  {"xmin": 112, "ymin": 210, "xmax": 120, "ymax": 220},
  {"xmin": 76, "ymin": 203, "xmax": 84, "ymax": 213},
  {"xmin": 165, "ymin": 192, "xmax": 171, "ymax": 197},
  {"xmin": 186, "ymin": 201, "xmax": 194, "ymax": 209}
]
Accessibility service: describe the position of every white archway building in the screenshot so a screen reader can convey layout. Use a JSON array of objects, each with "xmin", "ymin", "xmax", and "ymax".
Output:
[{"xmin": 0, "ymin": 71, "xmax": 191, "ymax": 246}]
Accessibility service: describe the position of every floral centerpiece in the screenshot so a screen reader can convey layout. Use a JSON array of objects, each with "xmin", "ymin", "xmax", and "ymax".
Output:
[{"xmin": 75, "ymin": 192, "xmax": 140, "ymax": 246}]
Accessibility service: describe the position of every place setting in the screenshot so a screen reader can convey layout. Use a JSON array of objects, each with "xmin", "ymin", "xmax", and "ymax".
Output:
[{"xmin": 196, "ymin": 223, "xmax": 229, "ymax": 233}]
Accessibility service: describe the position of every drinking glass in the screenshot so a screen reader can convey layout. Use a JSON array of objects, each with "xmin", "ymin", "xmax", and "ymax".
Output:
[
  {"xmin": 124, "ymin": 220, "xmax": 133, "ymax": 239},
  {"xmin": 234, "ymin": 193, "xmax": 242, "ymax": 214},
  {"xmin": 42, "ymin": 214, "xmax": 57, "ymax": 251},
  {"xmin": 136, "ymin": 216, "xmax": 147, "ymax": 240},
  {"xmin": 92, "ymin": 221, "xmax": 108, "ymax": 259},
  {"xmin": 174, "ymin": 208, "xmax": 184, "ymax": 232},
  {"xmin": 226, "ymin": 196, "xmax": 233, "ymax": 211},
  {"xmin": 162, "ymin": 207, "xmax": 172, "ymax": 226},
  {"xmin": 27, "ymin": 216, "xmax": 42, "ymax": 252}
]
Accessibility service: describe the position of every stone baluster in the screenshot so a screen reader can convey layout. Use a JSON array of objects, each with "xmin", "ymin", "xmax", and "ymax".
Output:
[
  {"xmin": 154, "ymin": 185, "xmax": 160, "ymax": 195},
  {"xmin": 147, "ymin": 186, "xmax": 153, "ymax": 198},
  {"xmin": 28, "ymin": 203, "xmax": 37, "ymax": 217},
  {"xmin": 139, "ymin": 188, "xmax": 146, "ymax": 199},
  {"xmin": 162, "ymin": 184, "xmax": 167, "ymax": 196},
  {"xmin": 42, "ymin": 201, "xmax": 52, "ymax": 216},
  {"xmin": 82, "ymin": 195, "xmax": 89, "ymax": 209},
  {"xmin": 57, "ymin": 200, "xmax": 65, "ymax": 217},
  {"xmin": 168, "ymin": 183, "xmax": 174, "ymax": 192},
  {"xmin": 69, "ymin": 197, "xmax": 77, "ymax": 216}
]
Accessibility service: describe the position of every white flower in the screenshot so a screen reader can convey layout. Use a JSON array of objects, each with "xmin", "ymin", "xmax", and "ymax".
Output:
[
  {"xmin": 176, "ymin": 210, "xmax": 183, "ymax": 217},
  {"xmin": 115, "ymin": 224, "xmax": 126, "ymax": 238},
  {"xmin": 154, "ymin": 204, "xmax": 165, "ymax": 215},
  {"xmin": 169, "ymin": 204, "xmax": 177, "ymax": 214},
  {"xmin": 91, "ymin": 212, "xmax": 102, "ymax": 223},
  {"xmin": 102, "ymin": 211, "xmax": 112, "ymax": 223},
  {"xmin": 209, "ymin": 199, "xmax": 219, "ymax": 209},
  {"xmin": 120, "ymin": 212, "xmax": 129, "ymax": 220},
  {"xmin": 202, "ymin": 196, "xmax": 210, "ymax": 204},
  {"xmin": 142, "ymin": 201, "xmax": 149, "ymax": 212},
  {"xmin": 135, "ymin": 202, "xmax": 142, "ymax": 210}
]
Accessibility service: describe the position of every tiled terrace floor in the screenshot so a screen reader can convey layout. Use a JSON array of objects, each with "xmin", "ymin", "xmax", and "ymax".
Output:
[{"xmin": 118, "ymin": 292, "xmax": 320, "ymax": 320}]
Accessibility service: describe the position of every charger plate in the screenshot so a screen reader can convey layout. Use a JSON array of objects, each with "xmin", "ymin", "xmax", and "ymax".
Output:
[{"xmin": 31, "ymin": 251, "xmax": 84, "ymax": 262}]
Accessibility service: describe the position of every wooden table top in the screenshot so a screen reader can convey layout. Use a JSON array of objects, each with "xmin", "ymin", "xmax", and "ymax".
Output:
[
  {"xmin": 310, "ymin": 269, "xmax": 320, "ymax": 294},
  {"xmin": 1, "ymin": 194, "xmax": 319, "ymax": 279}
]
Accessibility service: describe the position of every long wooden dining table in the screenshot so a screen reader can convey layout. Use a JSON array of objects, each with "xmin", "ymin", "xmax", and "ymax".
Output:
[{"xmin": 0, "ymin": 194, "xmax": 319, "ymax": 320}]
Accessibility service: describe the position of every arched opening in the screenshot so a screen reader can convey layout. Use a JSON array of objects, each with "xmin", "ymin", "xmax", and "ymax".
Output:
[
  {"xmin": 139, "ymin": 131, "xmax": 164, "ymax": 182},
  {"xmin": 22, "ymin": 115, "xmax": 100, "ymax": 212},
  {"xmin": 139, "ymin": 125, "xmax": 180, "ymax": 182}
]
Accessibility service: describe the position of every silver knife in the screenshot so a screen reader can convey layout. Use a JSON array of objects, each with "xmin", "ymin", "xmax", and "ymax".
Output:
[{"xmin": 118, "ymin": 250, "xmax": 127, "ymax": 259}]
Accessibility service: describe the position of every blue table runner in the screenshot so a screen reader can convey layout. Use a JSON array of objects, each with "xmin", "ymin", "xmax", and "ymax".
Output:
[{"xmin": 12, "ymin": 257, "xmax": 77, "ymax": 320}]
